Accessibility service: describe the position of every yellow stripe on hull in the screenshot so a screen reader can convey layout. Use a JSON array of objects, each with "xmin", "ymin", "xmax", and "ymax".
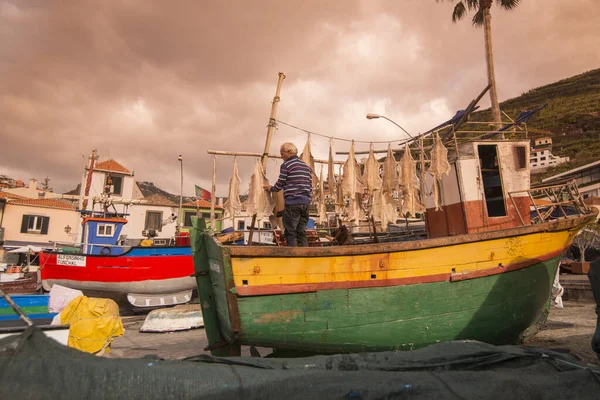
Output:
[{"xmin": 231, "ymin": 229, "xmax": 577, "ymax": 287}]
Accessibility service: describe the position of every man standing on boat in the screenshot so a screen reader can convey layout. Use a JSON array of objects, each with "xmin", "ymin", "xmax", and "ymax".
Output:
[{"xmin": 264, "ymin": 142, "xmax": 312, "ymax": 246}]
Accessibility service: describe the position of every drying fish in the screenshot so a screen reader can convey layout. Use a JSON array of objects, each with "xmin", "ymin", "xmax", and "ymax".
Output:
[
  {"xmin": 318, "ymin": 165, "xmax": 327, "ymax": 224},
  {"xmin": 342, "ymin": 141, "xmax": 364, "ymax": 197},
  {"xmin": 373, "ymin": 190, "xmax": 397, "ymax": 230},
  {"xmin": 223, "ymin": 157, "xmax": 242, "ymax": 222},
  {"xmin": 300, "ymin": 134, "xmax": 318, "ymax": 187},
  {"xmin": 335, "ymin": 165, "xmax": 345, "ymax": 216},
  {"xmin": 381, "ymin": 144, "xmax": 398, "ymax": 195},
  {"xmin": 246, "ymin": 160, "xmax": 275, "ymax": 220},
  {"xmin": 327, "ymin": 138, "xmax": 336, "ymax": 196},
  {"xmin": 271, "ymin": 190, "xmax": 285, "ymax": 230},
  {"xmin": 399, "ymin": 143, "xmax": 422, "ymax": 217},
  {"xmin": 362, "ymin": 143, "xmax": 382, "ymax": 194},
  {"xmin": 428, "ymin": 133, "xmax": 451, "ymax": 211}
]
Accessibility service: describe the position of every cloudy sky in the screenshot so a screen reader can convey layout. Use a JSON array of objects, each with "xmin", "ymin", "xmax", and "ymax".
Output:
[{"xmin": 1, "ymin": 0, "xmax": 599, "ymax": 197}]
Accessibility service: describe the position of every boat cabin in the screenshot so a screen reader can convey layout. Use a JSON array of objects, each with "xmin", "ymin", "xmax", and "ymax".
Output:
[
  {"xmin": 425, "ymin": 140, "xmax": 530, "ymax": 238},
  {"xmin": 81, "ymin": 217, "xmax": 127, "ymax": 255}
]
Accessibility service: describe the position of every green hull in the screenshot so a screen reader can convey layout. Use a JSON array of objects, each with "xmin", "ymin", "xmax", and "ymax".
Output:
[{"xmin": 235, "ymin": 257, "xmax": 557, "ymax": 353}]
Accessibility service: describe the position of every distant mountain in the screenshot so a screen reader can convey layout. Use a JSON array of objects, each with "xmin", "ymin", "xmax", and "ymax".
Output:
[{"xmin": 136, "ymin": 181, "xmax": 196, "ymax": 204}]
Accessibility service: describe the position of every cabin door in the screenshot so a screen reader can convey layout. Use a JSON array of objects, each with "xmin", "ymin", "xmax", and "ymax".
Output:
[{"xmin": 477, "ymin": 145, "xmax": 507, "ymax": 217}]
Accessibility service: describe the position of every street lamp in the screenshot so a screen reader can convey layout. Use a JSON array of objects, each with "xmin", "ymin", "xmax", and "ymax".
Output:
[
  {"xmin": 178, "ymin": 155, "xmax": 183, "ymax": 231},
  {"xmin": 366, "ymin": 113, "xmax": 414, "ymax": 140}
]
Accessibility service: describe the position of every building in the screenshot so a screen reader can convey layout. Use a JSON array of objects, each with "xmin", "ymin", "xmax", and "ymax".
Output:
[
  {"xmin": 0, "ymin": 192, "xmax": 79, "ymax": 263},
  {"xmin": 542, "ymin": 159, "xmax": 600, "ymax": 199},
  {"xmin": 529, "ymin": 137, "xmax": 569, "ymax": 172},
  {"xmin": 2, "ymin": 178, "xmax": 64, "ymax": 200},
  {"xmin": 125, "ymin": 194, "xmax": 179, "ymax": 242},
  {"xmin": 180, "ymin": 199, "xmax": 223, "ymax": 233}
]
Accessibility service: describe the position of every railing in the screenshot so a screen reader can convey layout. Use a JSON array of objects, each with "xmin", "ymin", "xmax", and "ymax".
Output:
[{"xmin": 508, "ymin": 180, "xmax": 591, "ymax": 226}]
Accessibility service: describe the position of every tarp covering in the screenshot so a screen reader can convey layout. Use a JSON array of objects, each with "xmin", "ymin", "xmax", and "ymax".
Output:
[
  {"xmin": 1, "ymin": 328, "xmax": 599, "ymax": 399},
  {"xmin": 59, "ymin": 296, "xmax": 124, "ymax": 354}
]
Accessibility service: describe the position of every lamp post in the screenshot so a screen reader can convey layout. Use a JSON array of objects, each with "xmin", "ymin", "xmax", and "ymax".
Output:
[
  {"xmin": 366, "ymin": 113, "xmax": 413, "ymax": 140},
  {"xmin": 178, "ymin": 155, "xmax": 183, "ymax": 232}
]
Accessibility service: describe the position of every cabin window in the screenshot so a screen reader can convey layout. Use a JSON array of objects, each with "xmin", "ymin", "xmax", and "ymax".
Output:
[
  {"xmin": 97, "ymin": 224, "xmax": 115, "ymax": 237},
  {"xmin": 513, "ymin": 146, "xmax": 527, "ymax": 170},
  {"xmin": 104, "ymin": 175, "xmax": 123, "ymax": 196},
  {"xmin": 20, "ymin": 215, "xmax": 49, "ymax": 235},
  {"xmin": 263, "ymin": 221, "xmax": 272, "ymax": 229},
  {"xmin": 478, "ymin": 145, "xmax": 507, "ymax": 217},
  {"xmin": 145, "ymin": 211, "xmax": 163, "ymax": 232},
  {"xmin": 237, "ymin": 221, "xmax": 245, "ymax": 230}
]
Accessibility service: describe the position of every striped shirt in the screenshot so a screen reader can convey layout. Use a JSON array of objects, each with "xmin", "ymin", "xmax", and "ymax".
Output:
[{"xmin": 270, "ymin": 155, "xmax": 312, "ymax": 205}]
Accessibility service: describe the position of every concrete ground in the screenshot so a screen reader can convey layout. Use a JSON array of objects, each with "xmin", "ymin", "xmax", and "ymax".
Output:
[
  {"xmin": 105, "ymin": 300, "xmax": 599, "ymax": 366},
  {"xmin": 525, "ymin": 301, "xmax": 599, "ymax": 366}
]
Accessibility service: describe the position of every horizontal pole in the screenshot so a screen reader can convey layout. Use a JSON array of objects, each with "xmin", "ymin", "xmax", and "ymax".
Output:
[{"xmin": 206, "ymin": 150, "xmax": 344, "ymax": 164}]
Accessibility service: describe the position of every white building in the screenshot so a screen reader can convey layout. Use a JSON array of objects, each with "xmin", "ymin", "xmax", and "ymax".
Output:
[
  {"xmin": 529, "ymin": 137, "xmax": 569, "ymax": 172},
  {"xmin": 3, "ymin": 178, "xmax": 63, "ymax": 200},
  {"xmin": 542, "ymin": 159, "xmax": 600, "ymax": 200},
  {"xmin": 124, "ymin": 194, "xmax": 179, "ymax": 242},
  {"xmin": 76, "ymin": 152, "xmax": 180, "ymax": 241},
  {"xmin": 0, "ymin": 192, "xmax": 80, "ymax": 262}
]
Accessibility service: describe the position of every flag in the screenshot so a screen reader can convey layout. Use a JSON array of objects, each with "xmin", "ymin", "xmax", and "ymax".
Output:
[{"xmin": 195, "ymin": 185, "xmax": 212, "ymax": 201}]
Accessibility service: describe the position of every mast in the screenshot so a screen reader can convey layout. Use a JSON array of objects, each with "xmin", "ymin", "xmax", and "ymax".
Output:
[
  {"xmin": 261, "ymin": 72, "xmax": 286, "ymax": 170},
  {"xmin": 82, "ymin": 149, "xmax": 98, "ymax": 210},
  {"xmin": 249, "ymin": 72, "xmax": 286, "ymax": 243}
]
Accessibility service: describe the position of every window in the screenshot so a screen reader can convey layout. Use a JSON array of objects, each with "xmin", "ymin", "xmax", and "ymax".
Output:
[
  {"xmin": 237, "ymin": 220, "xmax": 245, "ymax": 230},
  {"xmin": 202, "ymin": 213, "xmax": 211, "ymax": 219},
  {"xmin": 97, "ymin": 224, "xmax": 115, "ymax": 237},
  {"xmin": 513, "ymin": 146, "xmax": 527, "ymax": 170},
  {"xmin": 183, "ymin": 211, "xmax": 196, "ymax": 227},
  {"xmin": 540, "ymin": 157, "xmax": 546, "ymax": 161},
  {"xmin": 104, "ymin": 175, "xmax": 123, "ymax": 196},
  {"xmin": 145, "ymin": 211, "xmax": 163, "ymax": 232},
  {"xmin": 263, "ymin": 221, "xmax": 272, "ymax": 229},
  {"xmin": 20, "ymin": 215, "xmax": 49, "ymax": 235},
  {"xmin": 478, "ymin": 145, "xmax": 507, "ymax": 217}
]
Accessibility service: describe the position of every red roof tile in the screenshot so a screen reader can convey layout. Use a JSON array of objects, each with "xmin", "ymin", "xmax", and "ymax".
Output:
[
  {"xmin": 182, "ymin": 199, "xmax": 223, "ymax": 209},
  {"xmin": 93, "ymin": 159, "xmax": 132, "ymax": 175},
  {"xmin": 142, "ymin": 194, "xmax": 178, "ymax": 207},
  {"xmin": 7, "ymin": 197, "xmax": 77, "ymax": 210}
]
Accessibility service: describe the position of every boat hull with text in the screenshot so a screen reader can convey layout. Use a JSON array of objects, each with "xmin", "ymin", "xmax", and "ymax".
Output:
[{"xmin": 40, "ymin": 246, "xmax": 196, "ymax": 308}]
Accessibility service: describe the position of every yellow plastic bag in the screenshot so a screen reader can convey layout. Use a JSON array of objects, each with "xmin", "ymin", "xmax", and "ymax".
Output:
[{"xmin": 59, "ymin": 296, "xmax": 124, "ymax": 354}]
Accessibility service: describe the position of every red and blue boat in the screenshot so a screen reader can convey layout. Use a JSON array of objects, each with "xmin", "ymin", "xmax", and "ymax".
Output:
[{"xmin": 40, "ymin": 216, "xmax": 196, "ymax": 308}]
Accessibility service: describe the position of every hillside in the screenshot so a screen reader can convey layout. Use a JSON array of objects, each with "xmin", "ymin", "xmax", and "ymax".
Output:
[
  {"xmin": 136, "ymin": 181, "xmax": 196, "ymax": 204},
  {"xmin": 466, "ymin": 68, "xmax": 600, "ymax": 181}
]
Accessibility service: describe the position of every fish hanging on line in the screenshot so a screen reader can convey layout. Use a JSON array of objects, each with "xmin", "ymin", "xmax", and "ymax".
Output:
[
  {"xmin": 223, "ymin": 157, "xmax": 242, "ymax": 223},
  {"xmin": 362, "ymin": 143, "xmax": 383, "ymax": 195},
  {"xmin": 246, "ymin": 159, "xmax": 275, "ymax": 220},
  {"xmin": 399, "ymin": 142, "xmax": 423, "ymax": 217},
  {"xmin": 335, "ymin": 164, "xmax": 345, "ymax": 216},
  {"xmin": 427, "ymin": 133, "xmax": 451, "ymax": 211},
  {"xmin": 327, "ymin": 138, "xmax": 336, "ymax": 196},
  {"xmin": 300, "ymin": 134, "xmax": 318, "ymax": 188},
  {"xmin": 318, "ymin": 165, "xmax": 327, "ymax": 224},
  {"xmin": 342, "ymin": 141, "xmax": 364, "ymax": 198}
]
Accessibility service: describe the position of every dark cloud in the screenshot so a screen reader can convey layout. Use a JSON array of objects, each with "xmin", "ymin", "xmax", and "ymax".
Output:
[{"xmin": 1, "ymin": 0, "xmax": 598, "ymax": 195}]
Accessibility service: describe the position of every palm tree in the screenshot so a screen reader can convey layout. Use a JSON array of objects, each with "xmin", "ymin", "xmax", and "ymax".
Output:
[{"xmin": 437, "ymin": 0, "xmax": 521, "ymax": 125}]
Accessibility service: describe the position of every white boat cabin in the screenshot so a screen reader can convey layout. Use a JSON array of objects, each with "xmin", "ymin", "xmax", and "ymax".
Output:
[{"xmin": 425, "ymin": 140, "xmax": 530, "ymax": 238}]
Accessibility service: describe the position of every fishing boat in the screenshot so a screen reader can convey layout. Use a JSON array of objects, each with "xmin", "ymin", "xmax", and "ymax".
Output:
[
  {"xmin": 189, "ymin": 76, "xmax": 597, "ymax": 356},
  {"xmin": 39, "ymin": 209, "xmax": 196, "ymax": 308},
  {"xmin": 0, "ymin": 293, "xmax": 69, "ymax": 345}
]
